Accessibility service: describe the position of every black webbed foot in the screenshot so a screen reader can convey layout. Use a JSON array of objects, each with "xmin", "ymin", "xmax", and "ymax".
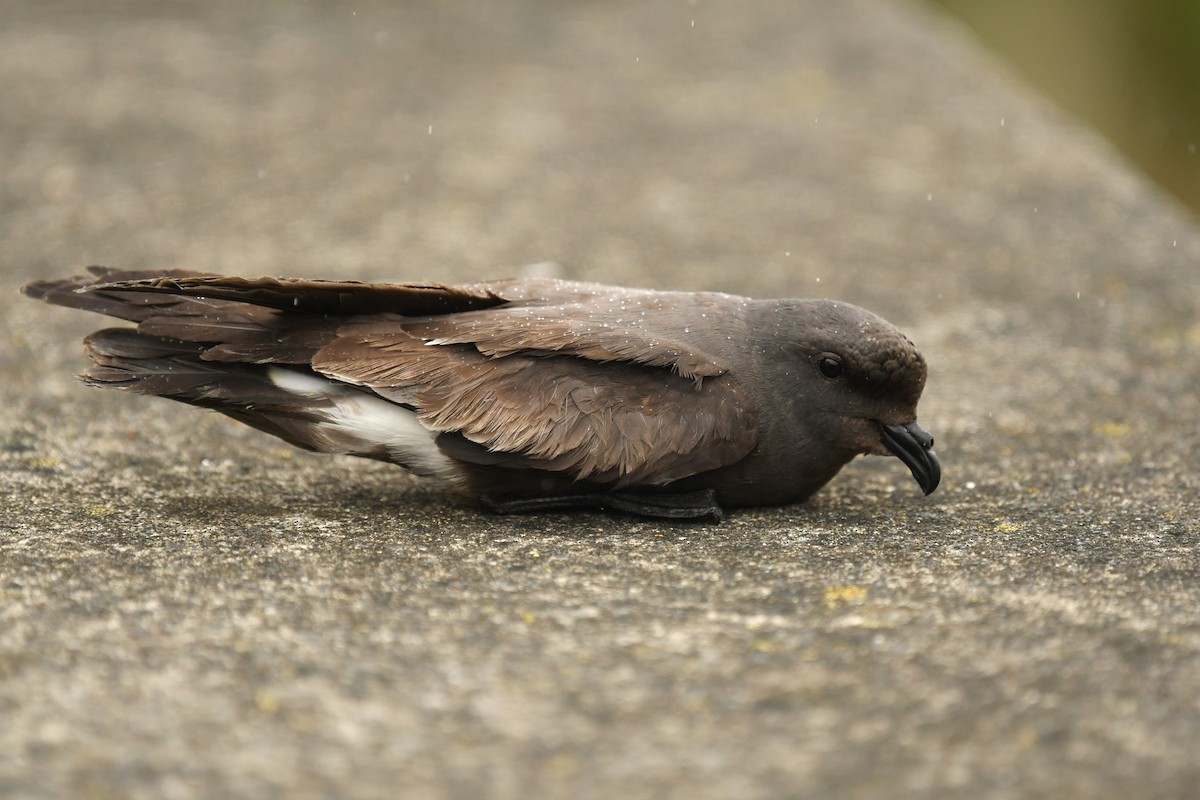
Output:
[{"xmin": 480, "ymin": 489, "xmax": 724, "ymax": 522}]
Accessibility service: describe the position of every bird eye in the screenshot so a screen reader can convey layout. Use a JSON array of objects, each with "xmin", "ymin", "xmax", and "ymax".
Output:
[{"xmin": 819, "ymin": 355, "xmax": 843, "ymax": 379}]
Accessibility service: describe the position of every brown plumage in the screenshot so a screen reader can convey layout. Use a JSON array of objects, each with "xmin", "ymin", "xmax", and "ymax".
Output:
[{"xmin": 22, "ymin": 267, "xmax": 940, "ymax": 520}]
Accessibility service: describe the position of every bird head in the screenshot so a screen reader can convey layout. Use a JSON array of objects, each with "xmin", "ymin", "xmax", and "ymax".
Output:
[{"xmin": 774, "ymin": 299, "xmax": 941, "ymax": 496}]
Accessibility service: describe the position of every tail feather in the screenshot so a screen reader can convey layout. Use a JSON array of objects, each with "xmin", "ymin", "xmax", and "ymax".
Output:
[
  {"xmin": 78, "ymin": 328, "xmax": 339, "ymax": 456},
  {"xmin": 77, "ymin": 328, "xmax": 456, "ymax": 478},
  {"xmin": 84, "ymin": 326, "xmax": 205, "ymax": 361}
]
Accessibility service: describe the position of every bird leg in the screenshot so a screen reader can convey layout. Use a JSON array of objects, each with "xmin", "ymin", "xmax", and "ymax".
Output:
[{"xmin": 480, "ymin": 489, "xmax": 724, "ymax": 522}]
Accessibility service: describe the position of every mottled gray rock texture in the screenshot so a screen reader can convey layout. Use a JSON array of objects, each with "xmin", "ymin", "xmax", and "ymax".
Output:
[{"xmin": 2, "ymin": 1, "xmax": 1197, "ymax": 798}]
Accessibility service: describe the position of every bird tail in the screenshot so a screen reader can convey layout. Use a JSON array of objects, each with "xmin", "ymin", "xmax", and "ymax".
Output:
[
  {"xmin": 79, "ymin": 326, "xmax": 456, "ymax": 477},
  {"xmin": 79, "ymin": 326, "xmax": 351, "ymax": 457},
  {"xmin": 22, "ymin": 267, "xmax": 470, "ymax": 479}
]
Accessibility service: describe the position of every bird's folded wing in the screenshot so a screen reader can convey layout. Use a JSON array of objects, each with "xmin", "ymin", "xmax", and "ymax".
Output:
[
  {"xmin": 27, "ymin": 269, "xmax": 759, "ymax": 485},
  {"xmin": 140, "ymin": 276, "xmax": 751, "ymax": 484},
  {"xmin": 312, "ymin": 317, "xmax": 758, "ymax": 486}
]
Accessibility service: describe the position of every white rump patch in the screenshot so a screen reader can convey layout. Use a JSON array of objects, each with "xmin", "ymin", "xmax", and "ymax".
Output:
[
  {"xmin": 268, "ymin": 367, "xmax": 458, "ymax": 481},
  {"xmin": 269, "ymin": 367, "xmax": 354, "ymax": 398}
]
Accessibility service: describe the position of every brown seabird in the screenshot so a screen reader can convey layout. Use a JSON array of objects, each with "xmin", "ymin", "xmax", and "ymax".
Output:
[{"xmin": 22, "ymin": 267, "xmax": 940, "ymax": 521}]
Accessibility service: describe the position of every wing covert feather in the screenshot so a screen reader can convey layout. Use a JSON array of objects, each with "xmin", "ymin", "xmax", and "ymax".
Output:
[{"xmin": 311, "ymin": 322, "xmax": 758, "ymax": 486}]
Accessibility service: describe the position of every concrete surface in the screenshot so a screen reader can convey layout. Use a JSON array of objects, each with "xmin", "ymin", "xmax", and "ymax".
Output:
[{"xmin": 2, "ymin": 1, "xmax": 1198, "ymax": 798}]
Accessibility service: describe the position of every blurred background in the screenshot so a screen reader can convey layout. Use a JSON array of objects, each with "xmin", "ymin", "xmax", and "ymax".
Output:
[{"xmin": 928, "ymin": 0, "xmax": 1200, "ymax": 218}]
